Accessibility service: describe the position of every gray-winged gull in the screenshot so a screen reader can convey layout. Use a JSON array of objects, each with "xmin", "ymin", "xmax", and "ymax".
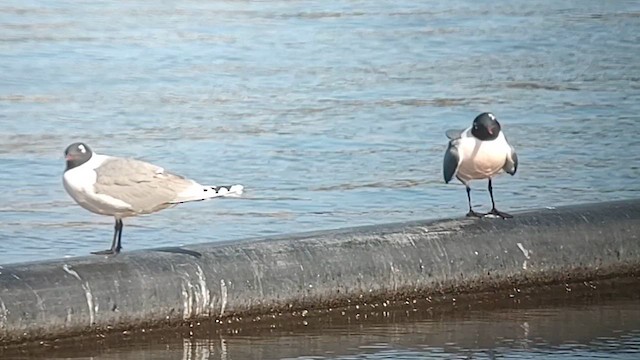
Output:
[{"xmin": 63, "ymin": 142, "xmax": 244, "ymax": 255}]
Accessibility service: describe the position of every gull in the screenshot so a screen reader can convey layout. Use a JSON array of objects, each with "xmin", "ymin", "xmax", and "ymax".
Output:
[
  {"xmin": 63, "ymin": 142, "xmax": 244, "ymax": 255},
  {"xmin": 443, "ymin": 112, "xmax": 518, "ymax": 218}
]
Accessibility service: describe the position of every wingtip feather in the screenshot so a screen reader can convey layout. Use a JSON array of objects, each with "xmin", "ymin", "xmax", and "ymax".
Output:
[{"xmin": 211, "ymin": 184, "xmax": 244, "ymax": 197}]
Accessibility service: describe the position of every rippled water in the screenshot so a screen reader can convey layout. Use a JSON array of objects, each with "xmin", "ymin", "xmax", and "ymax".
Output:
[{"xmin": 1, "ymin": 1, "xmax": 640, "ymax": 263}]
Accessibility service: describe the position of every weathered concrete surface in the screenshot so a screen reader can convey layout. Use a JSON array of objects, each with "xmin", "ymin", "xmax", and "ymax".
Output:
[{"xmin": 1, "ymin": 199, "xmax": 639, "ymax": 344}]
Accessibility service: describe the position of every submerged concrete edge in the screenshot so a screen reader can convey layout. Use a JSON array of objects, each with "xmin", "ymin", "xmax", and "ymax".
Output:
[{"xmin": 1, "ymin": 199, "xmax": 639, "ymax": 344}]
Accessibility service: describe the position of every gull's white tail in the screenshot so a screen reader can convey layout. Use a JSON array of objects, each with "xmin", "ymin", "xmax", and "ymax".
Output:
[{"xmin": 173, "ymin": 184, "xmax": 244, "ymax": 203}]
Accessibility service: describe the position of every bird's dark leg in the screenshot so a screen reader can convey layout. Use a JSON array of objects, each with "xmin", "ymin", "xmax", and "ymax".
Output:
[
  {"xmin": 486, "ymin": 178, "xmax": 513, "ymax": 219},
  {"xmin": 114, "ymin": 219, "xmax": 123, "ymax": 253},
  {"xmin": 92, "ymin": 218, "xmax": 123, "ymax": 255},
  {"xmin": 465, "ymin": 185, "xmax": 482, "ymax": 218}
]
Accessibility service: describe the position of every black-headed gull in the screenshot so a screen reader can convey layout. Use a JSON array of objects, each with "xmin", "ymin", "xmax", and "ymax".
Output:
[
  {"xmin": 63, "ymin": 142, "xmax": 244, "ymax": 255},
  {"xmin": 443, "ymin": 112, "xmax": 518, "ymax": 218}
]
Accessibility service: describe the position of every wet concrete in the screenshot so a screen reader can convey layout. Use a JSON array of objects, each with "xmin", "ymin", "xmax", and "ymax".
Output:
[
  {"xmin": 1, "ymin": 199, "xmax": 639, "ymax": 345},
  {"xmin": 3, "ymin": 276, "xmax": 640, "ymax": 359}
]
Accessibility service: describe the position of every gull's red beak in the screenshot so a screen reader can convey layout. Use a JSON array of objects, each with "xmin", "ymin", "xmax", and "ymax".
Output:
[
  {"xmin": 65, "ymin": 154, "xmax": 74, "ymax": 161},
  {"xmin": 487, "ymin": 127, "xmax": 494, "ymax": 135}
]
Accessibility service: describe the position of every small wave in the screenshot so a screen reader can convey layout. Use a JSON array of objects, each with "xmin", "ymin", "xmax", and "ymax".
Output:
[{"xmin": 505, "ymin": 82, "xmax": 580, "ymax": 91}]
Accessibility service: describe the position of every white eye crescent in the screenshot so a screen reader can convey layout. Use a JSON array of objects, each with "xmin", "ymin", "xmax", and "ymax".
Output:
[
  {"xmin": 488, "ymin": 113, "xmax": 496, "ymax": 120},
  {"xmin": 78, "ymin": 144, "xmax": 86, "ymax": 153}
]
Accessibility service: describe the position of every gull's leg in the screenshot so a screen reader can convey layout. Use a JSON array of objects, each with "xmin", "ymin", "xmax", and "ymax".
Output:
[
  {"xmin": 465, "ymin": 185, "xmax": 482, "ymax": 218},
  {"xmin": 91, "ymin": 218, "xmax": 123, "ymax": 255},
  {"xmin": 485, "ymin": 178, "xmax": 513, "ymax": 219}
]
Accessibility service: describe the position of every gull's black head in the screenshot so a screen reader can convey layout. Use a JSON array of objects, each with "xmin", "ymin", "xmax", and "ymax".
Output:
[
  {"xmin": 471, "ymin": 112, "xmax": 501, "ymax": 141},
  {"xmin": 64, "ymin": 142, "xmax": 93, "ymax": 171}
]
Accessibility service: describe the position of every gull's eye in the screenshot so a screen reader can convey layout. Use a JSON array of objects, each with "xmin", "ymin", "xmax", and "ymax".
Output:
[{"xmin": 78, "ymin": 144, "xmax": 86, "ymax": 153}]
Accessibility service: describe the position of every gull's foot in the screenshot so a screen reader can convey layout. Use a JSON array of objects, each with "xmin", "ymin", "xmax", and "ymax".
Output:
[
  {"xmin": 485, "ymin": 208, "xmax": 513, "ymax": 219},
  {"xmin": 91, "ymin": 248, "xmax": 120, "ymax": 256},
  {"xmin": 466, "ymin": 210, "xmax": 484, "ymax": 218}
]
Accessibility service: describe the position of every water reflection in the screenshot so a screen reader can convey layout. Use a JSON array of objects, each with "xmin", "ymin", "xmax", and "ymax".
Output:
[
  {"xmin": 182, "ymin": 338, "xmax": 223, "ymax": 360},
  {"xmin": 178, "ymin": 301, "xmax": 640, "ymax": 360}
]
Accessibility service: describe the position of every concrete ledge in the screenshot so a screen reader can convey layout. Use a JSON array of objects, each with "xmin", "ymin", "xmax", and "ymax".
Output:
[{"xmin": 1, "ymin": 199, "xmax": 640, "ymax": 344}]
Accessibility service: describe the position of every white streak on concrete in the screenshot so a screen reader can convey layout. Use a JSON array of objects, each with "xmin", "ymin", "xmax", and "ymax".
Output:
[
  {"xmin": 408, "ymin": 236, "xmax": 417, "ymax": 248},
  {"xmin": 82, "ymin": 283, "xmax": 95, "ymax": 325},
  {"xmin": 181, "ymin": 282, "xmax": 189, "ymax": 319},
  {"xmin": 434, "ymin": 238, "xmax": 452, "ymax": 276},
  {"xmin": 180, "ymin": 265, "xmax": 211, "ymax": 320},
  {"xmin": 181, "ymin": 275, "xmax": 194, "ymax": 320},
  {"xmin": 194, "ymin": 264, "xmax": 210, "ymax": 317},
  {"xmin": 517, "ymin": 243, "xmax": 531, "ymax": 270},
  {"xmin": 517, "ymin": 243, "xmax": 531, "ymax": 259},
  {"xmin": 220, "ymin": 279, "xmax": 228, "ymax": 316},
  {"xmin": 389, "ymin": 262, "xmax": 398, "ymax": 292},
  {"xmin": 250, "ymin": 262, "xmax": 265, "ymax": 299},
  {"xmin": 0, "ymin": 297, "xmax": 8, "ymax": 329},
  {"xmin": 20, "ymin": 282, "xmax": 45, "ymax": 313},
  {"xmin": 62, "ymin": 264, "xmax": 82, "ymax": 281},
  {"xmin": 63, "ymin": 264, "xmax": 95, "ymax": 325}
]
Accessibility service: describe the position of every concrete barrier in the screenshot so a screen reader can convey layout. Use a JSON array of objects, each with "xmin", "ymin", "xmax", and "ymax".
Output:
[{"xmin": 1, "ymin": 199, "xmax": 639, "ymax": 344}]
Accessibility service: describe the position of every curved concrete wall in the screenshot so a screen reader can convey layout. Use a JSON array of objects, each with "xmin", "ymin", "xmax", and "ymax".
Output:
[{"xmin": 1, "ymin": 199, "xmax": 639, "ymax": 344}]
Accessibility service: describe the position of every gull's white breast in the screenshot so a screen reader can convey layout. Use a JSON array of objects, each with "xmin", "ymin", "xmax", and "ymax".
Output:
[
  {"xmin": 455, "ymin": 131, "xmax": 511, "ymax": 183},
  {"xmin": 63, "ymin": 154, "xmax": 132, "ymax": 216}
]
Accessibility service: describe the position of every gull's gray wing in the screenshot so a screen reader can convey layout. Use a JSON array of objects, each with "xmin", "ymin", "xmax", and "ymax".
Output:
[
  {"xmin": 504, "ymin": 145, "xmax": 518, "ymax": 175},
  {"xmin": 445, "ymin": 129, "xmax": 464, "ymax": 140},
  {"xmin": 443, "ymin": 141, "xmax": 460, "ymax": 183},
  {"xmin": 93, "ymin": 157, "xmax": 193, "ymax": 214}
]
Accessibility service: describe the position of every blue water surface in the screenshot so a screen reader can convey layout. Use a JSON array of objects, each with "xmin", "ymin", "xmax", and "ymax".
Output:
[{"xmin": 0, "ymin": 0, "xmax": 639, "ymax": 265}]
